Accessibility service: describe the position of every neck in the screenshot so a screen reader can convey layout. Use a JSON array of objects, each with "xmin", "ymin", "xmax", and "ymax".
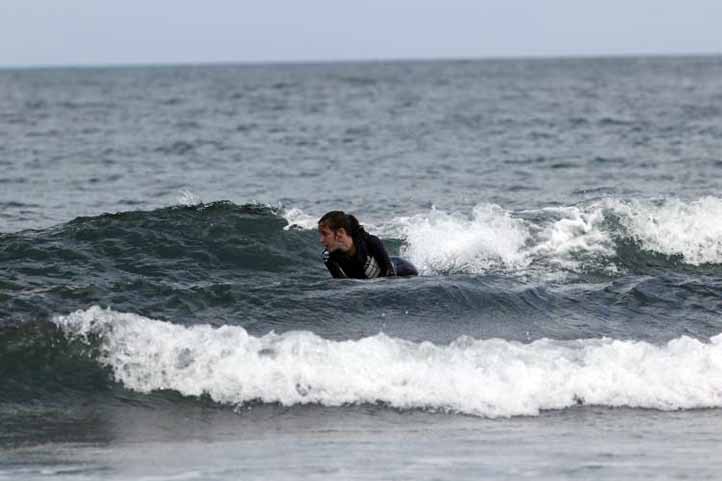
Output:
[{"xmin": 339, "ymin": 236, "xmax": 356, "ymax": 256}]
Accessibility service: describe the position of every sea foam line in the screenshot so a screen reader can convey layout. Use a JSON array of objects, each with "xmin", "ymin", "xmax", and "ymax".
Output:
[{"xmin": 53, "ymin": 307, "xmax": 722, "ymax": 418}]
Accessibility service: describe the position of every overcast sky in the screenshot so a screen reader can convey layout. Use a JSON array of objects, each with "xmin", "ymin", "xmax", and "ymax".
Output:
[{"xmin": 1, "ymin": 0, "xmax": 720, "ymax": 67}]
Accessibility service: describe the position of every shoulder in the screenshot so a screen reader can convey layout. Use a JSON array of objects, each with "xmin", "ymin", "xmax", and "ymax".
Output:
[{"xmin": 364, "ymin": 234, "xmax": 385, "ymax": 250}]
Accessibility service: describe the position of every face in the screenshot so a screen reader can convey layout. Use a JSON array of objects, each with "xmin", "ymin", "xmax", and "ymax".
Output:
[
  {"xmin": 319, "ymin": 224, "xmax": 349, "ymax": 252},
  {"xmin": 319, "ymin": 224, "xmax": 340, "ymax": 252}
]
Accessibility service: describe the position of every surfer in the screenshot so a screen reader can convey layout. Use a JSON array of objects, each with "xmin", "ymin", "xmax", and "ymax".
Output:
[{"xmin": 319, "ymin": 211, "xmax": 418, "ymax": 279}]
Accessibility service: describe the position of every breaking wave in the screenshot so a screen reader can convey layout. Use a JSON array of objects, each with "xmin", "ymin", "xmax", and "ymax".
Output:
[
  {"xmin": 51, "ymin": 306, "xmax": 722, "ymax": 418},
  {"xmin": 286, "ymin": 196, "xmax": 722, "ymax": 274}
]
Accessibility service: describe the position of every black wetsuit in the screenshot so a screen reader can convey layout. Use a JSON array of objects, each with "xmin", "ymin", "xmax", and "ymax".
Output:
[{"xmin": 323, "ymin": 233, "xmax": 395, "ymax": 279}]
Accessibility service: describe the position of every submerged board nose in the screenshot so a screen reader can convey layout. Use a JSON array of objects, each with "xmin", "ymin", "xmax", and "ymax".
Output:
[{"xmin": 391, "ymin": 256, "xmax": 419, "ymax": 276}]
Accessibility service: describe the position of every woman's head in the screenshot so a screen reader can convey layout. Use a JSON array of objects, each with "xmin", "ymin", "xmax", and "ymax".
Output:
[{"xmin": 318, "ymin": 211, "xmax": 364, "ymax": 252}]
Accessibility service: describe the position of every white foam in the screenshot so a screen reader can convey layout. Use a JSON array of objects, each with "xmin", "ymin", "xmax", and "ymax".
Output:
[
  {"xmin": 280, "ymin": 207, "xmax": 318, "ymax": 231},
  {"xmin": 53, "ymin": 307, "xmax": 722, "ymax": 418},
  {"xmin": 396, "ymin": 204, "xmax": 531, "ymax": 274},
  {"xmin": 531, "ymin": 206, "xmax": 615, "ymax": 271},
  {"xmin": 609, "ymin": 196, "xmax": 722, "ymax": 265},
  {"xmin": 176, "ymin": 190, "xmax": 202, "ymax": 207},
  {"xmin": 530, "ymin": 197, "xmax": 722, "ymax": 268}
]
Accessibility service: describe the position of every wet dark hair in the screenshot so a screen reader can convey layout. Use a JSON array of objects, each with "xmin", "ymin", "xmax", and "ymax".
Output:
[{"xmin": 318, "ymin": 211, "xmax": 366, "ymax": 238}]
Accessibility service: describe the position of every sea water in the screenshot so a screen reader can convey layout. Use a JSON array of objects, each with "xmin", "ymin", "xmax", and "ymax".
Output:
[{"xmin": 2, "ymin": 57, "xmax": 722, "ymax": 479}]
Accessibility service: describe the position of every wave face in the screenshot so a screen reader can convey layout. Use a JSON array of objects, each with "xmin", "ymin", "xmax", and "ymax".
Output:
[
  {"xmin": 2, "ymin": 197, "xmax": 722, "ymax": 417},
  {"xmin": 1, "ymin": 202, "xmax": 321, "ymax": 325},
  {"xmin": 2, "ymin": 199, "xmax": 722, "ymax": 338},
  {"xmin": 48, "ymin": 306, "xmax": 722, "ymax": 418}
]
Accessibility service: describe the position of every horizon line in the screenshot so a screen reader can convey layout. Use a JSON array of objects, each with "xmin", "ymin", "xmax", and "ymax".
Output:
[{"xmin": 1, "ymin": 50, "xmax": 721, "ymax": 71}]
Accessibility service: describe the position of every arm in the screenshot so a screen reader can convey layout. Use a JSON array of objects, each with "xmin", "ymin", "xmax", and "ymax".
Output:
[
  {"xmin": 322, "ymin": 250, "xmax": 346, "ymax": 278},
  {"xmin": 365, "ymin": 235, "xmax": 396, "ymax": 277}
]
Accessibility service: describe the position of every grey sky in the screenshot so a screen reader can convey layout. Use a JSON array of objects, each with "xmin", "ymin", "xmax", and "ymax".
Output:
[{"xmin": 1, "ymin": 1, "xmax": 720, "ymax": 67}]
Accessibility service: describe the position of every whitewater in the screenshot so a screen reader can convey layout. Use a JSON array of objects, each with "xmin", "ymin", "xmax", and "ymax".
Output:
[
  {"xmin": 54, "ymin": 306, "xmax": 722, "ymax": 417},
  {"xmin": 283, "ymin": 196, "xmax": 722, "ymax": 274}
]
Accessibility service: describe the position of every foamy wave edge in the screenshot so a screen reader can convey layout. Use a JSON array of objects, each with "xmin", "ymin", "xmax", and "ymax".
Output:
[{"xmin": 53, "ymin": 307, "xmax": 722, "ymax": 418}]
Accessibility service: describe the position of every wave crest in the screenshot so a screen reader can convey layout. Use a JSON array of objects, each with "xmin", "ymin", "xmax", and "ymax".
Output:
[{"xmin": 612, "ymin": 197, "xmax": 722, "ymax": 265}]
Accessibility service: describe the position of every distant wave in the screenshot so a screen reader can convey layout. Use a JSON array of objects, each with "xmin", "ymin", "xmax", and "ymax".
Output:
[{"xmin": 51, "ymin": 306, "xmax": 722, "ymax": 418}]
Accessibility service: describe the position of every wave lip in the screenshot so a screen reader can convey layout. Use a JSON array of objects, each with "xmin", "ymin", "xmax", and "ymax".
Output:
[
  {"xmin": 53, "ymin": 307, "xmax": 722, "ymax": 418},
  {"xmin": 611, "ymin": 196, "xmax": 722, "ymax": 266},
  {"xmin": 395, "ymin": 197, "xmax": 722, "ymax": 275},
  {"xmin": 281, "ymin": 207, "xmax": 319, "ymax": 231}
]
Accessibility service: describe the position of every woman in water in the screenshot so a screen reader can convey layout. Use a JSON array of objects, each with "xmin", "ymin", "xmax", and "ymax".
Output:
[{"xmin": 318, "ymin": 211, "xmax": 418, "ymax": 279}]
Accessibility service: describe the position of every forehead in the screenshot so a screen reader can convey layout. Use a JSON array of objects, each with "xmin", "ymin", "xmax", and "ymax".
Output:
[{"xmin": 319, "ymin": 224, "xmax": 333, "ymax": 233}]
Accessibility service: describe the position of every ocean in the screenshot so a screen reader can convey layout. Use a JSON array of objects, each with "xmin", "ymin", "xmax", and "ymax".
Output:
[{"xmin": 2, "ymin": 56, "xmax": 722, "ymax": 479}]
